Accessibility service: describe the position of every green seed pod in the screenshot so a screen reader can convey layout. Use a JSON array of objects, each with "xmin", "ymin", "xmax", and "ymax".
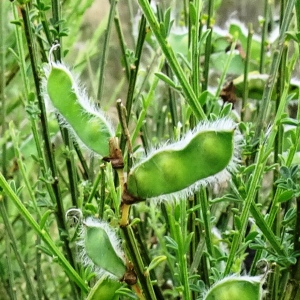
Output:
[
  {"xmin": 204, "ymin": 276, "xmax": 264, "ymax": 300},
  {"xmin": 86, "ymin": 276, "xmax": 121, "ymax": 300},
  {"xmin": 233, "ymin": 72, "xmax": 299, "ymax": 101},
  {"xmin": 44, "ymin": 59, "xmax": 114, "ymax": 157},
  {"xmin": 78, "ymin": 218, "xmax": 126, "ymax": 279},
  {"xmin": 233, "ymin": 72, "xmax": 273, "ymax": 100},
  {"xmin": 127, "ymin": 118, "xmax": 241, "ymax": 201}
]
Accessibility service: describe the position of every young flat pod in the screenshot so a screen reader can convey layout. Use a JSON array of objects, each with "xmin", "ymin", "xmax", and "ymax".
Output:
[
  {"xmin": 44, "ymin": 59, "xmax": 114, "ymax": 157},
  {"xmin": 204, "ymin": 276, "xmax": 264, "ymax": 300},
  {"xmin": 126, "ymin": 118, "xmax": 241, "ymax": 201},
  {"xmin": 78, "ymin": 218, "xmax": 126, "ymax": 280}
]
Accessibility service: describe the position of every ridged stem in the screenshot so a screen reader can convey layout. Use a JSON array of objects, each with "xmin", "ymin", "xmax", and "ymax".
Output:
[
  {"xmin": 137, "ymin": 0, "xmax": 206, "ymax": 120},
  {"xmin": 202, "ymin": 0, "xmax": 214, "ymax": 92},
  {"xmin": 254, "ymin": 0, "xmax": 295, "ymax": 141},
  {"xmin": 97, "ymin": 0, "xmax": 118, "ymax": 102},
  {"xmin": 121, "ymin": 224, "xmax": 157, "ymax": 300},
  {"xmin": 190, "ymin": 0, "xmax": 203, "ymax": 98},
  {"xmin": 259, "ymin": 0, "xmax": 268, "ymax": 73},
  {"xmin": 120, "ymin": 8, "xmax": 147, "ymax": 152},
  {"xmin": 241, "ymin": 23, "xmax": 253, "ymax": 121}
]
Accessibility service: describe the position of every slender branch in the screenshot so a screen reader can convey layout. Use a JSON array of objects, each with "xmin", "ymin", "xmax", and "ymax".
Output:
[
  {"xmin": 259, "ymin": 0, "xmax": 268, "ymax": 74},
  {"xmin": 241, "ymin": 23, "xmax": 253, "ymax": 121},
  {"xmin": 120, "ymin": 8, "xmax": 147, "ymax": 152},
  {"xmin": 114, "ymin": 6, "xmax": 130, "ymax": 80},
  {"xmin": 121, "ymin": 224, "xmax": 157, "ymax": 300},
  {"xmin": 254, "ymin": 0, "xmax": 295, "ymax": 141},
  {"xmin": 202, "ymin": 0, "xmax": 214, "ymax": 92},
  {"xmin": 137, "ymin": 0, "xmax": 206, "ymax": 120},
  {"xmin": 97, "ymin": 0, "xmax": 118, "ymax": 102}
]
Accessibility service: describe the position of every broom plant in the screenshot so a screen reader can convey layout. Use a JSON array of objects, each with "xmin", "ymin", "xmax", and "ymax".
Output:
[{"xmin": 1, "ymin": 0, "xmax": 300, "ymax": 299}]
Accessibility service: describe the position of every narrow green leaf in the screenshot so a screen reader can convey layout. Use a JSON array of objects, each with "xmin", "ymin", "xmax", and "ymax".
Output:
[{"xmin": 277, "ymin": 190, "xmax": 294, "ymax": 203}]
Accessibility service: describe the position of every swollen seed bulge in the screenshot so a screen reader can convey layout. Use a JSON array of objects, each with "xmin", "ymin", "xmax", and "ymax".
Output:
[
  {"xmin": 79, "ymin": 218, "xmax": 126, "ymax": 279},
  {"xmin": 204, "ymin": 276, "xmax": 264, "ymax": 300},
  {"xmin": 45, "ymin": 63, "xmax": 114, "ymax": 157},
  {"xmin": 127, "ymin": 118, "xmax": 240, "ymax": 200}
]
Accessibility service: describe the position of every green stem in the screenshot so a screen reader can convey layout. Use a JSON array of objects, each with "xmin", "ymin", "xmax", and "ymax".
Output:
[
  {"xmin": 199, "ymin": 188, "xmax": 214, "ymax": 258},
  {"xmin": 99, "ymin": 164, "xmax": 106, "ymax": 218},
  {"xmin": 74, "ymin": 142, "xmax": 90, "ymax": 180},
  {"xmin": 190, "ymin": 0, "xmax": 203, "ymax": 98},
  {"xmin": 1, "ymin": 0, "xmax": 7, "ymax": 179},
  {"xmin": 120, "ymin": 10, "xmax": 147, "ymax": 152},
  {"xmin": 35, "ymin": 0, "xmax": 53, "ymax": 49},
  {"xmin": 137, "ymin": 0, "xmax": 206, "ymax": 120},
  {"xmin": 286, "ymin": 94, "xmax": 300, "ymax": 167},
  {"xmin": 202, "ymin": 0, "xmax": 214, "ymax": 92},
  {"xmin": 114, "ymin": 6, "xmax": 130, "ymax": 80},
  {"xmin": 164, "ymin": 63, "xmax": 179, "ymax": 128},
  {"xmin": 97, "ymin": 0, "xmax": 118, "ymax": 102},
  {"xmin": 125, "ymin": 13, "xmax": 146, "ymax": 124},
  {"xmin": 190, "ymin": 236, "xmax": 206, "ymax": 276},
  {"xmin": 0, "ymin": 3, "xmax": 14, "ymax": 299},
  {"xmin": 296, "ymin": 0, "xmax": 300, "ymax": 30},
  {"xmin": 51, "ymin": 0, "xmax": 61, "ymax": 60},
  {"xmin": 175, "ymin": 223, "xmax": 191, "ymax": 300},
  {"xmin": 259, "ymin": 0, "xmax": 268, "ymax": 74},
  {"xmin": 35, "ymin": 235, "xmax": 43, "ymax": 300},
  {"xmin": 254, "ymin": 0, "xmax": 295, "ymax": 141},
  {"xmin": 61, "ymin": 131, "xmax": 79, "ymax": 207},
  {"xmin": 250, "ymin": 203, "xmax": 286, "ymax": 255},
  {"xmin": 241, "ymin": 23, "xmax": 253, "ymax": 121},
  {"xmin": 121, "ymin": 224, "xmax": 157, "ymax": 300},
  {"xmin": 188, "ymin": 200, "xmax": 196, "ymax": 275},
  {"xmin": 166, "ymin": 203, "xmax": 191, "ymax": 299},
  {"xmin": 87, "ymin": 167, "xmax": 102, "ymax": 204},
  {"xmin": 274, "ymin": 26, "xmax": 288, "ymax": 174}
]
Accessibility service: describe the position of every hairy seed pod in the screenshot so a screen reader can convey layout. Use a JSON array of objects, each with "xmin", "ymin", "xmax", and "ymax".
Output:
[
  {"xmin": 78, "ymin": 218, "xmax": 126, "ymax": 279},
  {"xmin": 127, "ymin": 118, "xmax": 241, "ymax": 201},
  {"xmin": 86, "ymin": 276, "xmax": 121, "ymax": 300},
  {"xmin": 204, "ymin": 276, "xmax": 264, "ymax": 300},
  {"xmin": 44, "ymin": 62, "xmax": 114, "ymax": 157}
]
